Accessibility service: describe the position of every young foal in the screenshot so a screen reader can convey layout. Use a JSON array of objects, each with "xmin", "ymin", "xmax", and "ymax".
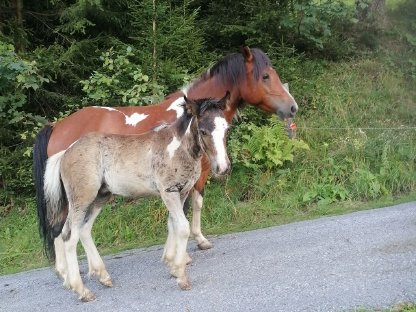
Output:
[{"xmin": 43, "ymin": 94, "xmax": 231, "ymax": 301}]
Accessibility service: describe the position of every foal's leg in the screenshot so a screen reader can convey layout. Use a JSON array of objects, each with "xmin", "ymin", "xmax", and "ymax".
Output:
[
  {"xmin": 162, "ymin": 214, "xmax": 176, "ymax": 265},
  {"xmin": 62, "ymin": 207, "xmax": 96, "ymax": 302},
  {"xmin": 79, "ymin": 201, "xmax": 112, "ymax": 287},
  {"xmin": 190, "ymin": 188, "xmax": 213, "ymax": 250},
  {"xmin": 54, "ymin": 234, "xmax": 68, "ymax": 280},
  {"xmin": 160, "ymin": 192, "xmax": 191, "ymax": 290}
]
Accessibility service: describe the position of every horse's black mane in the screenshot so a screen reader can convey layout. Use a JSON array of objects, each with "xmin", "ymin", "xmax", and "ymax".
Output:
[{"xmin": 198, "ymin": 48, "xmax": 271, "ymax": 87}]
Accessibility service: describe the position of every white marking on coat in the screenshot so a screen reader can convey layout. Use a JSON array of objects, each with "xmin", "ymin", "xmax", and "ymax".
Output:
[
  {"xmin": 212, "ymin": 117, "xmax": 229, "ymax": 172},
  {"xmin": 125, "ymin": 113, "xmax": 148, "ymax": 126},
  {"xmin": 153, "ymin": 123, "xmax": 169, "ymax": 132},
  {"xmin": 181, "ymin": 86, "xmax": 190, "ymax": 97},
  {"xmin": 93, "ymin": 106, "xmax": 119, "ymax": 112},
  {"xmin": 185, "ymin": 117, "xmax": 194, "ymax": 135},
  {"xmin": 167, "ymin": 136, "xmax": 181, "ymax": 159},
  {"xmin": 167, "ymin": 98, "xmax": 185, "ymax": 118}
]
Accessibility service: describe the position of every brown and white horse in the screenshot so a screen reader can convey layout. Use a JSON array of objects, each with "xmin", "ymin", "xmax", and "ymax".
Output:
[
  {"xmin": 33, "ymin": 46, "xmax": 298, "ymax": 256},
  {"xmin": 42, "ymin": 94, "xmax": 231, "ymax": 301}
]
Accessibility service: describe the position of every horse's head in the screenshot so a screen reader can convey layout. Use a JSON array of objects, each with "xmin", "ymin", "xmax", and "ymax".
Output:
[
  {"xmin": 239, "ymin": 46, "xmax": 298, "ymax": 120},
  {"xmin": 184, "ymin": 92, "xmax": 231, "ymax": 176}
]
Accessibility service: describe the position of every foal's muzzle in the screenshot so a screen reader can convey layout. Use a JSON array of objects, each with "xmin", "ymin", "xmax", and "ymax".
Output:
[{"xmin": 213, "ymin": 159, "xmax": 231, "ymax": 176}]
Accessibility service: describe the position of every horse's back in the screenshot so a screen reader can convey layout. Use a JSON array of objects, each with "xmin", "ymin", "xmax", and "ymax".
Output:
[{"xmin": 47, "ymin": 95, "xmax": 183, "ymax": 157}]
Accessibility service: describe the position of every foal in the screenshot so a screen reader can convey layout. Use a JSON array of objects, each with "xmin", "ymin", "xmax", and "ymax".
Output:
[{"xmin": 43, "ymin": 93, "xmax": 231, "ymax": 301}]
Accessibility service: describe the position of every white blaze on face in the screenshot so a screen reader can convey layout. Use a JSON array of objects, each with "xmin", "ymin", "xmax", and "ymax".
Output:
[
  {"xmin": 167, "ymin": 136, "xmax": 181, "ymax": 159},
  {"xmin": 212, "ymin": 117, "xmax": 229, "ymax": 172},
  {"xmin": 282, "ymin": 82, "xmax": 298, "ymax": 112},
  {"xmin": 167, "ymin": 97, "xmax": 185, "ymax": 118},
  {"xmin": 125, "ymin": 113, "xmax": 148, "ymax": 126}
]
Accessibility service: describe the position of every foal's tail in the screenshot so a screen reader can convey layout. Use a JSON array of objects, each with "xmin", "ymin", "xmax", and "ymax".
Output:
[{"xmin": 33, "ymin": 126, "xmax": 66, "ymax": 260}]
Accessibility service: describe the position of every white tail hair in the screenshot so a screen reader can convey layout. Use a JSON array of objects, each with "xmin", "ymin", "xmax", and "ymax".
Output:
[{"xmin": 44, "ymin": 150, "xmax": 66, "ymax": 225}]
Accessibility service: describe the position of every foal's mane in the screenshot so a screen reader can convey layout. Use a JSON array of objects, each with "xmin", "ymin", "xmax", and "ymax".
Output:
[
  {"xmin": 189, "ymin": 48, "xmax": 271, "ymax": 92},
  {"xmin": 175, "ymin": 97, "xmax": 224, "ymax": 137}
]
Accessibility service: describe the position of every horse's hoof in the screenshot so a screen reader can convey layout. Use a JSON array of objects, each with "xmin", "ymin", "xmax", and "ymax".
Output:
[
  {"xmin": 177, "ymin": 278, "xmax": 191, "ymax": 290},
  {"xmin": 99, "ymin": 276, "xmax": 113, "ymax": 288},
  {"xmin": 185, "ymin": 253, "xmax": 193, "ymax": 264},
  {"xmin": 79, "ymin": 289, "xmax": 96, "ymax": 302},
  {"xmin": 197, "ymin": 240, "xmax": 213, "ymax": 250}
]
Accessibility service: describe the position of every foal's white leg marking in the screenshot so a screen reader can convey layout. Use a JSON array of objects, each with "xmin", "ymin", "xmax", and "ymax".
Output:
[
  {"xmin": 79, "ymin": 206, "xmax": 112, "ymax": 287},
  {"xmin": 167, "ymin": 136, "xmax": 181, "ymax": 159},
  {"xmin": 54, "ymin": 235, "xmax": 68, "ymax": 280},
  {"xmin": 125, "ymin": 112, "xmax": 149, "ymax": 126},
  {"xmin": 167, "ymin": 97, "xmax": 185, "ymax": 118},
  {"xmin": 191, "ymin": 189, "xmax": 213, "ymax": 250},
  {"xmin": 212, "ymin": 117, "xmax": 229, "ymax": 173}
]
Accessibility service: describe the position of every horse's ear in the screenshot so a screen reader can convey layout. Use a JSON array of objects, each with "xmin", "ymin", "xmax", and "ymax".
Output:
[
  {"xmin": 219, "ymin": 91, "xmax": 230, "ymax": 110},
  {"xmin": 241, "ymin": 46, "xmax": 253, "ymax": 63},
  {"xmin": 183, "ymin": 96, "xmax": 199, "ymax": 116}
]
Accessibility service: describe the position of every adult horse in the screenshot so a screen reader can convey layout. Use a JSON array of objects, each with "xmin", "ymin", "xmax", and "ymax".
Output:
[{"xmin": 33, "ymin": 46, "xmax": 298, "ymax": 255}]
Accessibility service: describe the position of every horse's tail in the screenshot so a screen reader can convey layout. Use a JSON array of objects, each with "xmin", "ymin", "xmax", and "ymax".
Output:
[{"xmin": 33, "ymin": 125, "xmax": 66, "ymax": 260}]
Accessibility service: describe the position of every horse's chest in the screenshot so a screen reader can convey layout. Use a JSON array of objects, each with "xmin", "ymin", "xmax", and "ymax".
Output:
[{"xmin": 152, "ymin": 152, "xmax": 201, "ymax": 193}]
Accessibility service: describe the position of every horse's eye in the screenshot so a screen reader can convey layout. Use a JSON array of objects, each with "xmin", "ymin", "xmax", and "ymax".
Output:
[
  {"xmin": 200, "ymin": 129, "xmax": 208, "ymax": 136},
  {"xmin": 262, "ymin": 73, "xmax": 270, "ymax": 80}
]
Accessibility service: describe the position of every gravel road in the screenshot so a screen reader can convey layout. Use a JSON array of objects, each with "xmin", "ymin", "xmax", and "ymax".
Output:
[{"xmin": 1, "ymin": 201, "xmax": 415, "ymax": 312}]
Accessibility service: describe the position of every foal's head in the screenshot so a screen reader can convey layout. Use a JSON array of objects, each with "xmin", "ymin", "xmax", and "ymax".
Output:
[{"xmin": 184, "ymin": 92, "xmax": 231, "ymax": 176}]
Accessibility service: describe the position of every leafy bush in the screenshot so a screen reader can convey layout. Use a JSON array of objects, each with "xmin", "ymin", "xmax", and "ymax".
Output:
[
  {"xmin": 80, "ymin": 46, "xmax": 163, "ymax": 106},
  {"xmin": 0, "ymin": 41, "xmax": 48, "ymax": 202},
  {"xmin": 229, "ymin": 118, "xmax": 309, "ymax": 171}
]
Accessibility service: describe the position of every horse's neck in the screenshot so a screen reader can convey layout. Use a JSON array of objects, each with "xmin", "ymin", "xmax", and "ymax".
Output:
[{"xmin": 187, "ymin": 77, "xmax": 240, "ymax": 124}]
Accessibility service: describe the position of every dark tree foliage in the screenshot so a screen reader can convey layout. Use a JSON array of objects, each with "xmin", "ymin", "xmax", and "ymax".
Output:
[{"xmin": 0, "ymin": 0, "xmax": 367, "ymax": 202}]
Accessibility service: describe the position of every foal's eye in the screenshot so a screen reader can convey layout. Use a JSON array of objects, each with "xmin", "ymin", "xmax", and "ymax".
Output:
[
  {"xmin": 262, "ymin": 73, "xmax": 270, "ymax": 80},
  {"xmin": 200, "ymin": 129, "xmax": 208, "ymax": 136}
]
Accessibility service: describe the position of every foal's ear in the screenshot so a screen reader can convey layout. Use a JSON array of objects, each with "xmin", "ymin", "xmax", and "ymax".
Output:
[
  {"xmin": 241, "ymin": 46, "xmax": 253, "ymax": 63},
  {"xmin": 183, "ymin": 95, "xmax": 199, "ymax": 116},
  {"xmin": 218, "ymin": 91, "xmax": 230, "ymax": 110}
]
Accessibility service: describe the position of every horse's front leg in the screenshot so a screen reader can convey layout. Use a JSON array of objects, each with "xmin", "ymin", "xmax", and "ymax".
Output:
[
  {"xmin": 191, "ymin": 168, "xmax": 213, "ymax": 250},
  {"xmin": 160, "ymin": 192, "xmax": 191, "ymax": 290}
]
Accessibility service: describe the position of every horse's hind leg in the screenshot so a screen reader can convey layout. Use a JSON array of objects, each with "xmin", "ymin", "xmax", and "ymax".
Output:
[
  {"xmin": 80, "ymin": 195, "xmax": 112, "ymax": 288},
  {"xmin": 54, "ymin": 234, "xmax": 68, "ymax": 280},
  {"xmin": 62, "ymin": 206, "xmax": 96, "ymax": 302}
]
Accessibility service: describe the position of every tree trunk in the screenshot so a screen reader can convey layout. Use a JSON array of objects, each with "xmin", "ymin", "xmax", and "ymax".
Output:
[
  {"xmin": 152, "ymin": 0, "xmax": 157, "ymax": 89},
  {"xmin": 356, "ymin": 0, "xmax": 386, "ymax": 29}
]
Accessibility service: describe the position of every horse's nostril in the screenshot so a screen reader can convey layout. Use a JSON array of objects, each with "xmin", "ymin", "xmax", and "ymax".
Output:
[{"xmin": 291, "ymin": 105, "xmax": 297, "ymax": 113}]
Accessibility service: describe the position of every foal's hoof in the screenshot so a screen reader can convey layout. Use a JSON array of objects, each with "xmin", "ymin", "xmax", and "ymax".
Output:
[
  {"xmin": 79, "ymin": 289, "xmax": 96, "ymax": 302},
  {"xmin": 177, "ymin": 278, "xmax": 191, "ymax": 290},
  {"xmin": 99, "ymin": 276, "xmax": 113, "ymax": 288},
  {"xmin": 197, "ymin": 240, "xmax": 213, "ymax": 250}
]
